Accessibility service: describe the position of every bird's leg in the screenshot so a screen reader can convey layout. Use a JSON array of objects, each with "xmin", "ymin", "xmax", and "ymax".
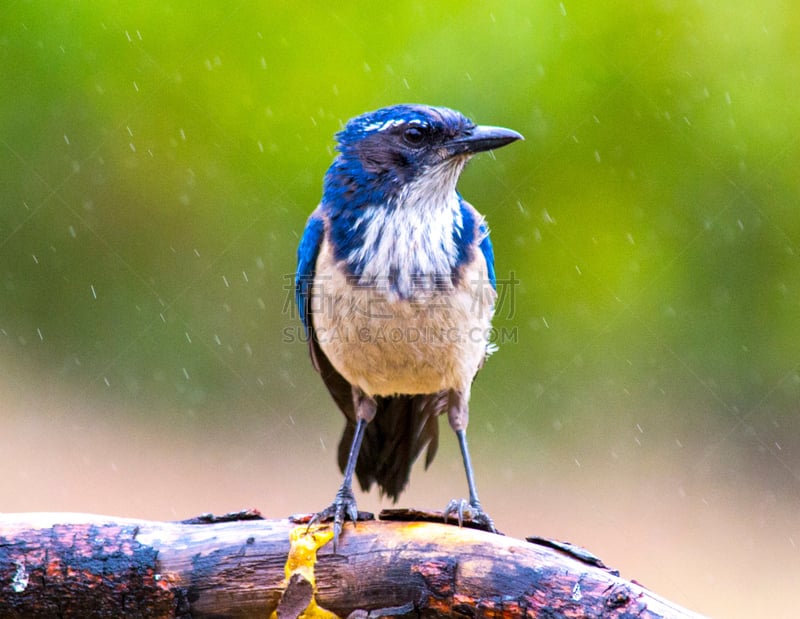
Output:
[
  {"xmin": 443, "ymin": 390, "xmax": 497, "ymax": 533},
  {"xmin": 309, "ymin": 389, "xmax": 376, "ymax": 549}
]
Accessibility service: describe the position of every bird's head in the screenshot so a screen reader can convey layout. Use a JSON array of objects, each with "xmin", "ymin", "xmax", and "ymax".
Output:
[{"xmin": 322, "ymin": 104, "xmax": 522, "ymax": 211}]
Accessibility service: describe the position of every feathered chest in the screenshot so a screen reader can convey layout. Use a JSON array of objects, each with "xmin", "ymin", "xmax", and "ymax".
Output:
[{"xmin": 328, "ymin": 189, "xmax": 478, "ymax": 301}]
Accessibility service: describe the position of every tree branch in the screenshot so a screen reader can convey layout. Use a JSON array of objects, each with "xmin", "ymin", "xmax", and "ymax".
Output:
[{"xmin": 0, "ymin": 510, "xmax": 705, "ymax": 618}]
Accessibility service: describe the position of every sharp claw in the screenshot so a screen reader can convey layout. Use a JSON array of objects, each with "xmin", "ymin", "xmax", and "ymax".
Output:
[
  {"xmin": 443, "ymin": 498, "xmax": 497, "ymax": 533},
  {"xmin": 309, "ymin": 485, "xmax": 361, "ymax": 551},
  {"xmin": 332, "ymin": 520, "xmax": 343, "ymax": 549}
]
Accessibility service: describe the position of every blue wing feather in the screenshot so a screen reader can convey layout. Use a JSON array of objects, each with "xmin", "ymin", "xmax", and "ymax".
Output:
[
  {"xmin": 457, "ymin": 197, "xmax": 496, "ymax": 292},
  {"xmin": 295, "ymin": 209, "xmax": 326, "ymax": 335},
  {"xmin": 478, "ymin": 219, "xmax": 496, "ymax": 291}
]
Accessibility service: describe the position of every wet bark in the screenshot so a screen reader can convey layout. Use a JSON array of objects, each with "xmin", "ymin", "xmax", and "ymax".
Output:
[{"xmin": 0, "ymin": 509, "xmax": 706, "ymax": 618}]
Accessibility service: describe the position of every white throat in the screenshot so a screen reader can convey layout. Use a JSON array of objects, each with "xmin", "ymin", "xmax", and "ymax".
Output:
[{"xmin": 348, "ymin": 159, "xmax": 467, "ymax": 299}]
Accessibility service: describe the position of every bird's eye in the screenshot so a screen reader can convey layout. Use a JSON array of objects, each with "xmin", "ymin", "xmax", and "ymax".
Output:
[{"xmin": 402, "ymin": 126, "xmax": 425, "ymax": 146}]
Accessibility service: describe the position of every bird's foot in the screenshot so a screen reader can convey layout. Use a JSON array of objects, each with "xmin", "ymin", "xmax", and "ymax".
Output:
[
  {"xmin": 443, "ymin": 498, "xmax": 498, "ymax": 534},
  {"xmin": 307, "ymin": 485, "xmax": 361, "ymax": 550}
]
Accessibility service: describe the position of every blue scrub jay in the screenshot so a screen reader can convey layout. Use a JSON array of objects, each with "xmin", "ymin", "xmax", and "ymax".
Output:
[{"xmin": 296, "ymin": 104, "xmax": 521, "ymax": 544}]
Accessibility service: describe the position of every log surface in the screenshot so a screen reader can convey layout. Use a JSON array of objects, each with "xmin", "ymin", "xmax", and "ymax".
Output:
[{"xmin": 0, "ymin": 511, "xmax": 706, "ymax": 618}]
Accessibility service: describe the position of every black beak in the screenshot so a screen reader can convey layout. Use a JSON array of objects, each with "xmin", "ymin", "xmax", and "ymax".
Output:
[{"xmin": 446, "ymin": 125, "xmax": 523, "ymax": 156}]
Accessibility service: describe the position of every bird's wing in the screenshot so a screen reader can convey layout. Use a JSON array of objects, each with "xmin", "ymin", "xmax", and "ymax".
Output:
[
  {"xmin": 477, "ymin": 217, "xmax": 496, "ymax": 291},
  {"xmin": 295, "ymin": 208, "xmax": 325, "ymax": 337},
  {"xmin": 295, "ymin": 208, "xmax": 356, "ymax": 420},
  {"xmin": 459, "ymin": 197, "xmax": 496, "ymax": 292},
  {"xmin": 460, "ymin": 199, "xmax": 498, "ymax": 364}
]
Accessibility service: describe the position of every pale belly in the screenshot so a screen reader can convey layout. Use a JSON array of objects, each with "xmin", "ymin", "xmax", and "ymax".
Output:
[{"xmin": 312, "ymin": 244, "xmax": 495, "ymax": 397}]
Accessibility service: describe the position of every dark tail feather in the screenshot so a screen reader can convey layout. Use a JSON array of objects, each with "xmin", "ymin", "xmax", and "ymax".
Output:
[{"xmin": 337, "ymin": 393, "xmax": 445, "ymax": 502}]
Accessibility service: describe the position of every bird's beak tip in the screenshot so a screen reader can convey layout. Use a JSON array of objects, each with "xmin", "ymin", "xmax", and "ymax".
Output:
[{"xmin": 448, "ymin": 125, "xmax": 524, "ymax": 155}]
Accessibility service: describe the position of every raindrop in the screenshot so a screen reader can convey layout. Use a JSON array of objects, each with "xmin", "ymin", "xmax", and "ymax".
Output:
[
  {"xmin": 182, "ymin": 368, "xmax": 190, "ymax": 380},
  {"xmin": 185, "ymin": 332, "xmax": 192, "ymax": 344},
  {"xmin": 559, "ymin": 2, "xmax": 567, "ymax": 16},
  {"xmin": 37, "ymin": 328, "xmax": 44, "ymax": 341},
  {"xmin": 222, "ymin": 275, "xmax": 230, "ymax": 287},
  {"xmin": 133, "ymin": 81, "xmax": 139, "ymax": 92},
  {"xmin": 64, "ymin": 135, "xmax": 70, "ymax": 145},
  {"xmin": 90, "ymin": 284, "xmax": 97, "ymax": 299},
  {"xmin": 68, "ymin": 225, "xmax": 76, "ymax": 238},
  {"xmin": 32, "ymin": 254, "xmax": 39, "ymax": 264}
]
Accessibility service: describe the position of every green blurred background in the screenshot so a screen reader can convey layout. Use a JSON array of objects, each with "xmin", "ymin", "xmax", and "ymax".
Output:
[{"xmin": 1, "ymin": 1, "xmax": 798, "ymax": 616}]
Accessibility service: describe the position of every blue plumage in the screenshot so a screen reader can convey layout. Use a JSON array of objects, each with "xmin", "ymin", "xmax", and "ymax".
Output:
[
  {"xmin": 296, "ymin": 104, "xmax": 521, "ymax": 545},
  {"xmin": 295, "ymin": 211, "xmax": 325, "ymax": 334},
  {"xmin": 478, "ymin": 217, "xmax": 496, "ymax": 290}
]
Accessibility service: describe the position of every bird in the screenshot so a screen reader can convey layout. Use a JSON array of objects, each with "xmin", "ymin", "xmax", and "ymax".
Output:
[{"xmin": 295, "ymin": 104, "xmax": 522, "ymax": 546}]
